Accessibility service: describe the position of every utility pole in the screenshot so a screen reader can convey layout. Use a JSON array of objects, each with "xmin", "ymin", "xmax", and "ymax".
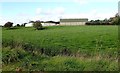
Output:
[{"xmin": 118, "ymin": 1, "xmax": 120, "ymax": 16}]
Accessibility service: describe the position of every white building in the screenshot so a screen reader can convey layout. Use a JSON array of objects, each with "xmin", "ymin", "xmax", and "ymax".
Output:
[
  {"xmin": 60, "ymin": 18, "xmax": 88, "ymax": 25},
  {"xmin": 25, "ymin": 21, "xmax": 59, "ymax": 27},
  {"xmin": 42, "ymin": 21, "xmax": 59, "ymax": 26},
  {"xmin": 42, "ymin": 23, "xmax": 57, "ymax": 26},
  {"xmin": 25, "ymin": 23, "xmax": 33, "ymax": 27}
]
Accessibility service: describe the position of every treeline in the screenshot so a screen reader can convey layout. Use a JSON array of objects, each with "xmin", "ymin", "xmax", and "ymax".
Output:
[
  {"xmin": 86, "ymin": 13, "xmax": 120, "ymax": 25},
  {"xmin": 86, "ymin": 20, "xmax": 111, "ymax": 25},
  {"xmin": 2, "ymin": 20, "xmax": 61, "ymax": 30},
  {"xmin": 2, "ymin": 20, "xmax": 44, "ymax": 30},
  {"xmin": 1, "ymin": 22, "xmax": 27, "ymax": 28}
]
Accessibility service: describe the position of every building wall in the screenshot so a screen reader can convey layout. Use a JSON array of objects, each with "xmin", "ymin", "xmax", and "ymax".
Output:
[
  {"xmin": 25, "ymin": 23, "xmax": 33, "ymax": 27},
  {"xmin": 42, "ymin": 23, "xmax": 57, "ymax": 26},
  {"xmin": 25, "ymin": 23, "xmax": 59, "ymax": 27},
  {"xmin": 60, "ymin": 22, "xmax": 86, "ymax": 25}
]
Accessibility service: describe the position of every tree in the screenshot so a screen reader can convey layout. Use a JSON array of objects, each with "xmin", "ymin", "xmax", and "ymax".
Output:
[
  {"xmin": 115, "ymin": 13, "xmax": 119, "ymax": 17},
  {"xmin": 94, "ymin": 20, "xmax": 100, "ymax": 22},
  {"xmin": 103, "ymin": 18, "xmax": 108, "ymax": 22},
  {"xmin": 29, "ymin": 21, "xmax": 35, "ymax": 23},
  {"xmin": 33, "ymin": 21, "xmax": 43, "ymax": 30},
  {"xmin": 90, "ymin": 20, "xmax": 94, "ymax": 22},
  {"xmin": 4, "ymin": 22, "xmax": 13, "ymax": 28},
  {"xmin": 16, "ymin": 24, "xmax": 20, "ymax": 27},
  {"xmin": 111, "ymin": 13, "xmax": 120, "ymax": 25},
  {"xmin": 21, "ymin": 23, "xmax": 27, "ymax": 27},
  {"xmin": 114, "ymin": 16, "xmax": 120, "ymax": 25}
]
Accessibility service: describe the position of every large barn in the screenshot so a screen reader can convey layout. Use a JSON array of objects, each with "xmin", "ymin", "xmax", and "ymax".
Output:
[{"xmin": 60, "ymin": 18, "xmax": 88, "ymax": 25}]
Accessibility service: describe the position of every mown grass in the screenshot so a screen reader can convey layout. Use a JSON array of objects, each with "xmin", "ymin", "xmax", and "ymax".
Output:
[{"xmin": 2, "ymin": 25, "xmax": 118, "ymax": 71}]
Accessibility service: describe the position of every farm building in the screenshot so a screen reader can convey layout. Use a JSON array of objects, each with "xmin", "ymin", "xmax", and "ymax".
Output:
[
  {"xmin": 25, "ymin": 21, "xmax": 59, "ymax": 27},
  {"xmin": 42, "ymin": 21, "xmax": 59, "ymax": 26},
  {"xmin": 60, "ymin": 18, "xmax": 88, "ymax": 25},
  {"xmin": 25, "ymin": 23, "xmax": 33, "ymax": 27}
]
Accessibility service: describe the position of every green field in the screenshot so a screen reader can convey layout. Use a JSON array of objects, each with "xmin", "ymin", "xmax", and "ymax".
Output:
[{"xmin": 2, "ymin": 25, "xmax": 118, "ymax": 71}]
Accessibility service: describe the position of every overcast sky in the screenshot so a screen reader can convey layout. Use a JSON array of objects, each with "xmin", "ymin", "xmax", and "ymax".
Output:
[{"xmin": 0, "ymin": 0, "xmax": 119, "ymax": 25}]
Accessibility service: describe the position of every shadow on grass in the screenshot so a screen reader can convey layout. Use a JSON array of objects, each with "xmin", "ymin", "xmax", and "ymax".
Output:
[
  {"xmin": 10, "ymin": 27, "xmax": 20, "ymax": 30},
  {"xmin": 3, "ymin": 27, "xmax": 21, "ymax": 30},
  {"xmin": 33, "ymin": 27, "xmax": 47, "ymax": 31}
]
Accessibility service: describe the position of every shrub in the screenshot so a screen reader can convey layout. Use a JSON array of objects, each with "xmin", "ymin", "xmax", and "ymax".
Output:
[
  {"xmin": 21, "ymin": 23, "xmax": 27, "ymax": 27},
  {"xmin": 14, "ymin": 24, "xmax": 20, "ymax": 27},
  {"xmin": 86, "ymin": 22, "xmax": 110, "ymax": 25},
  {"xmin": 112, "ymin": 16, "xmax": 120, "ymax": 25},
  {"xmin": 2, "ymin": 47, "xmax": 28, "ymax": 64},
  {"xmin": 16, "ymin": 24, "xmax": 20, "ymax": 27},
  {"xmin": 4, "ymin": 22, "xmax": 13, "ymax": 28},
  {"xmin": 33, "ymin": 21, "xmax": 43, "ymax": 30}
]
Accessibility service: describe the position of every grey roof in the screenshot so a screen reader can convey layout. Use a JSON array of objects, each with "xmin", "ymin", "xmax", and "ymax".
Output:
[{"xmin": 60, "ymin": 18, "xmax": 88, "ymax": 22}]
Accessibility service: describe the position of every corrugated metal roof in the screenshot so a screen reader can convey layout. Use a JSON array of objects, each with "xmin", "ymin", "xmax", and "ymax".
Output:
[{"xmin": 60, "ymin": 18, "xmax": 88, "ymax": 22}]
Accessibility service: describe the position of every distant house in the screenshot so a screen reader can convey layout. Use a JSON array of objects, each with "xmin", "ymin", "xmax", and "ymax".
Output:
[
  {"xmin": 60, "ymin": 18, "xmax": 88, "ymax": 25},
  {"xmin": 25, "ymin": 23, "xmax": 33, "ymax": 27},
  {"xmin": 42, "ymin": 21, "xmax": 59, "ymax": 26},
  {"xmin": 25, "ymin": 21, "xmax": 59, "ymax": 27}
]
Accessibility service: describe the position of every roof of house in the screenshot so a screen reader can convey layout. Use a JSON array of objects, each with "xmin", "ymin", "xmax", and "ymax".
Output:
[
  {"xmin": 60, "ymin": 18, "xmax": 88, "ymax": 22},
  {"xmin": 44, "ymin": 21, "xmax": 56, "ymax": 23}
]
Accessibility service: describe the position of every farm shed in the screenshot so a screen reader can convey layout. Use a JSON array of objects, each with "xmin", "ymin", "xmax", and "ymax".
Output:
[
  {"xmin": 60, "ymin": 18, "xmax": 88, "ymax": 25},
  {"xmin": 42, "ymin": 21, "xmax": 59, "ymax": 26},
  {"xmin": 25, "ymin": 23, "xmax": 33, "ymax": 27}
]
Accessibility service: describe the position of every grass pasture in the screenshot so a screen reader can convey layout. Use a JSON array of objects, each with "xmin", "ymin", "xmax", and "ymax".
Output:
[{"xmin": 2, "ymin": 25, "xmax": 118, "ymax": 71}]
